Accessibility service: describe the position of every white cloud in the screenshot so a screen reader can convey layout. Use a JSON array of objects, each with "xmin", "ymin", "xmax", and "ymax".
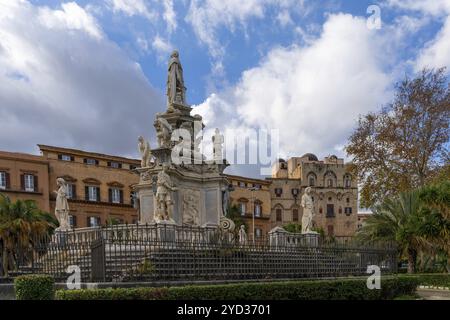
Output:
[
  {"xmin": 162, "ymin": 0, "xmax": 177, "ymax": 33},
  {"xmin": 186, "ymin": 0, "xmax": 266, "ymax": 59},
  {"xmin": 38, "ymin": 2, "xmax": 103, "ymax": 39},
  {"xmin": 107, "ymin": 0, "xmax": 156, "ymax": 21},
  {"xmin": 193, "ymin": 14, "xmax": 392, "ymax": 171},
  {"xmin": 387, "ymin": 0, "xmax": 450, "ymax": 71},
  {"xmin": 152, "ymin": 35, "xmax": 173, "ymax": 55},
  {"xmin": 0, "ymin": 1, "xmax": 164, "ymax": 156},
  {"xmin": 416, "ymin": 16, "xmax": 450, "ymax": 71}
]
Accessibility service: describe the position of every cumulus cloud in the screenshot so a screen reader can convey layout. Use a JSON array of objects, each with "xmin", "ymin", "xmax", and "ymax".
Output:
[
  {"xmin": 193, "ymin": 14, "xmax": 392, "ymax": 174},
  {"xmin": 107, "ymin": 0, "xmax": 156, "ymax": 21},
  {"xmin": 0, "ymin": 0, "xmax": 164, "ymax": 156},
  {"xmin": 387, "ymin": 0, "xmax": 450, "ymax": 71}
]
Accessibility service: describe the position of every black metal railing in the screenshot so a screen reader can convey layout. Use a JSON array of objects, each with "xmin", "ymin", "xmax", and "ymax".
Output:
[{"xmin": 1, "ymin": 224, "xmax": 397, "ymax": 283}]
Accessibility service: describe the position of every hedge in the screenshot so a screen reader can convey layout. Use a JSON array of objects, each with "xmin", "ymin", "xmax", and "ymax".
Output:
[
  {"xmin": 14, "ymin": 274, "xmax": 55, "ymax": 300},
  {"xmin": 56, "ymin": 276, "xmax": 418, "ymax": 300},
  {"xmin": 405, "ymin": 274, "xmax": 450, "ymax": 288}
]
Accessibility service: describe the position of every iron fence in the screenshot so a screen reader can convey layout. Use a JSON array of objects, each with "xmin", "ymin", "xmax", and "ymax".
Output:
[{"xmin": 1, "ymin": 223, "xmax": 397, "ymax": 282}]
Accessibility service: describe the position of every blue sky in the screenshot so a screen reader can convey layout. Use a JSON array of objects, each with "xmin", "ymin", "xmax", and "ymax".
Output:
[{"xmin": 1, "ymin": 0, "xmax": 449, "ymax": 177}]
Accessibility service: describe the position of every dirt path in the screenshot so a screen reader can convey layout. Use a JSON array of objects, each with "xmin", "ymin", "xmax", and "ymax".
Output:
[{"xmin": 417, "ymin": 288, "xmax": 450, "ymax": 300}]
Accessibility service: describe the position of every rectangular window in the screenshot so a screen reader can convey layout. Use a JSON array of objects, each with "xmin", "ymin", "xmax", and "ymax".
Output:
[
  {"xmin": 252, "ymin": 183, "xmax": 261, "ymax": 190},
  {"xmin": 239, "ymin": 181, "xmax": 246, "ymax": 188},
  {"xmin": 66, "ymin": 184, "xmax": 75, "ymax": 199},
  {"xmin": 69, "ymin": 215, "xmax": 77, "ymax": 228},
  {"xmin": 130, "ymin": 191, "xmax": 137, "ymax": 207},
  {"xmin": 111, "ymin": 188, "xmax": 121, "ymax": 204},
  {"xmin": 345, "ymin": 207, "xmax": 352, "ymax": 215},
  {"xmin": 254, "ymin": 203, "xmax": 261, "ymax": 217},
  {"xmin": 24, "ymin": 174, "xmax": 35, "ymax": 192},
  {"xmin": 326, "ymin": 204, "xmax": 335, "ymax": 218},
  {"xmin": 274, "ymin": 188, "xmax": 282, "ymax": 197},
  {"xmin": 0, "ymin": 172, "xmax": 6, "ymax": 190},
  {"xmin": 108, "ymin": 161, "xmax": 122, "ymax": 169},
  {"xmin": 59, "ymin": 154, "xmax": 73, "ymax": 161},
  {"xmin": 84, "ymin": 158, "xmax": 98, "ymax": 165},
  {"xmin": 88, "ymin": 186, "xmax": 98, "ymax": 202},
  {"xmin": 255, "ymin": 228, "xmax": 262, "ymax": 238},
  {"xmin": 240, "ymin": 203, "xmax": 246, "ymax": 216},
  {"xmin": 88, "ymin": 216, "xmax": 101, "ymax": 227}
]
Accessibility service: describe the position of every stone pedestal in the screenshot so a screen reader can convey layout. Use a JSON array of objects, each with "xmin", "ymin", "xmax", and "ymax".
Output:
[
  {"xmin": 300, "ymin": 231, "xmax": 320, "ymax": 247},
  {"xmin": 53, "ymin": 231, "xmax": 68, "ymax": 247},
  {"xmin": 156, "ymin": 221, "xmax": 176, "ymax": 243}
]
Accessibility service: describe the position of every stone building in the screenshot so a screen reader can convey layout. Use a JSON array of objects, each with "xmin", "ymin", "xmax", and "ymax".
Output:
[
  {"xmin": 268, "ymin": 154, "xmax": 358, "ymax": 236},
  {"xmin": 225, "ymin": 174, "xmax": 272, "ymax": 238},
  {"xmin": 0, "ymin": 151, "xmax": 50, "ymax": 212},
  {"xmin": 38, "ymin": 145, "xmax": 140, "ymax": 228}
]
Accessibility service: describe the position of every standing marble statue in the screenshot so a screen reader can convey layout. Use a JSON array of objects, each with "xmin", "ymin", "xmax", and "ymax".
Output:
[
  {"xmin": 212, "ymin": 128, "xmax": 224, "ymax": 163},
  {"xmin": 301, "ymin": 187, "xmax": 315, "ymax": 233},
  {"xmin": 167, "ymin": 50, "xmax": 186, "ymax": 109},
  {"xmin": 138, "ymin": 136, "xmax": 152, "ymax": 167},
  {"xmin": 221, "ymin": 183, "xmax": 234, "ymax": 217},
  {"xmin": 155, "ymin": 164, "xmax": 177, "ymax": 222},
  {"xmin": 54, "ymin": 178, "xmax": 70, "ymax": 231},
  {"xmin": 238, "ymin": 225, "xmax": 247, "ymax": 245}
]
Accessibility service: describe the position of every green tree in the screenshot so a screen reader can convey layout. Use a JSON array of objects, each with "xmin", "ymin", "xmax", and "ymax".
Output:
[
  {"xmin": 346, "ymin": 68, "xmax": 449, "ymax": 208},
  {"xmin": 418, "ymin": 181, "xmax": 450, "ymax": 271},
  {"xmin": 0, "ymin": 194, "xmax": 56, "ymax": 276},
  {"xmin": 227, "ymin": 205, "xmax": 247, "ymax": 235},
  {"xmin": 357, "ymin": 190, "xmax": 435, "ymax": 273}
]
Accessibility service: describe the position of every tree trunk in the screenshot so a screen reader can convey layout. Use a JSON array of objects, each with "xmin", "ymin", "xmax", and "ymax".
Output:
[{"xmin": 407, "ymin": 249, "xmax": 417, "ymax": 274}]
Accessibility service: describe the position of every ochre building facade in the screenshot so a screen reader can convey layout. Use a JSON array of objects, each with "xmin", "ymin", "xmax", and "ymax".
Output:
[{"xmin": 1, "ymin": 147, "xmax": 359, "ymax": 237}]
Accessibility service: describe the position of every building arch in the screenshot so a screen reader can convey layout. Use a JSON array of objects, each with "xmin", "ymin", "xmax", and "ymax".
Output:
[{"xmin": 323, "ymin": 170, "xmax": 337, "ymax": 188}]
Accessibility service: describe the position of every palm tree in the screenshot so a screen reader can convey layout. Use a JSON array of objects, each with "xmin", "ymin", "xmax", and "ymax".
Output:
[
  {"xmin": 0, "ymin": 194, "xmax": 56, "ymax": 276},
  {"xmin": 357, "ymin": 190, "xmax": 435, "ymax": 273}
]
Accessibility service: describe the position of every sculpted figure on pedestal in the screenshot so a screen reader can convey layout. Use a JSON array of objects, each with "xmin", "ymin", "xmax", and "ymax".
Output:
[
  {"xmin": 138, "ymin": 136, "xmax": 152, "ymax": 168},
  {"xmin": 212, "ymin": 128, "xmax": 224, "ymax": 163},
  {"xmin": 54, "ymin": 178, "xmax": 70, "ymax": 231},
  {"xmin": 154, "ymin": 117, "xmax": 173, "ymax": 148},
  {"xmin": 301, "ymin": 187, "xmax": 315, "ymax": 233},
  {"xmin": 167, "ymin": 50, "xmax": 186, "ymax": 108},
  {"xmin": 155, "ymin": 164, "xmax": 177, "ymax": 222}
]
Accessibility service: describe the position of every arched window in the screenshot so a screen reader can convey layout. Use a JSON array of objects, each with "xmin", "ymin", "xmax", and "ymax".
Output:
[
  {"xmin": 292, "ymin": 208, "xmax": 299, "ymax": 222},
  {"xmin": 276, "ymin": 209, "xmax": 282, "ymax": 222},
  {"xmin": 307, "ymin": 172, "xmax": 317, "ymax": 187},
  {"xmin": 344, "ymin": 174, "xmax": 352, "ymax": 188},
  {"xmin": 323, "ymin": 171, "xmax": 336, "ymax": 188}
]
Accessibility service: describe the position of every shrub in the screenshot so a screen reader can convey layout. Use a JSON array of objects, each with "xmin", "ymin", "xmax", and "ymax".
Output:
[
  {"xmin": 406, "ymin": 273, "xmax": 450, "ymax": 288},
  {"xmin": 56, "ymin": 276, "xmax": 418, "ymax": 300},
  {"xmin": 14, "ymin": 274, "xmax": 55, "ymax": 300}
]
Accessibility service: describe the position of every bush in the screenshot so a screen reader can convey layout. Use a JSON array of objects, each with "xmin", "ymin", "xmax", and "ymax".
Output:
[
  {"xmin": 14, "ymin": 274, "xmax": 55, "ymax": 300},
  {"xmin": 405, "ymin": 273, "xmax": 450, "ymax": 288},
  {"xmin": 56, "ymin": 276, "xmax": 418, "ymax": 300}
]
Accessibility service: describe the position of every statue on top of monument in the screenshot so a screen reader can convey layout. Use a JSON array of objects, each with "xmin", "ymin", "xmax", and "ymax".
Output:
[
  {"xmin": 167, "ymin": 50, "xmax": 186, "ymax": 109},
  {"xmin": 138, "ymin": 136, "xmax": 152, "ymax": 168}
]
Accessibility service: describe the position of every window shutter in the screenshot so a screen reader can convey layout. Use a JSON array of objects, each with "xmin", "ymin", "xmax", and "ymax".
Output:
[
  {"xmin": 34, "ymin": 175, "xmax": 38, "ymax": 192},
  {"xmin": 58, "ymin": 154, "xmax": 62, "ymax": 160},
  {"xmin": 95, "ymin": 160, "xmax": 99, "ymax": 165},
  {"xmin": 72, "ymin": 185, "xmax": 77, "ymax": 199},
  {"xmin": 107, "ymin": 161, "xmax": 111, "ymax": 167},
  {"xmin": 83, "ymin": 158, "xmax": 87, "ymax": 164},
  {"xmin": 118, "ymin": 163, "xmax": 122, "ymax": 169},
  {"xmin": 87, "ymin": 217, "xmax": 91, "ymax": 227},
  {"xmin": 20, "ymin": 174, "xmax": 25, "ymax": 190},
  {"xmin": 5, "ymin": 172, "xmax": 10, "ymax": 189},
  {"xmin": 120, "ymin": 190, "xmax": 124, "ymax": 204},
  {"xmin": 72, "ymin": 215, "xmax": 77, "ymax": 227},
  {"xmin": 108, "ymin": 188, "xmax": 112, "ymax": 203},
  {"xmin": 96, "ymin": 187, "xmax": 100, "ymax": 202},
  {"xmin": 85, "ymin": 186, "xmax": 89, "ymax": 201},
  {"xmin": 70, "ymin": 156, "xmax": 75, "ymax": 162}
]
